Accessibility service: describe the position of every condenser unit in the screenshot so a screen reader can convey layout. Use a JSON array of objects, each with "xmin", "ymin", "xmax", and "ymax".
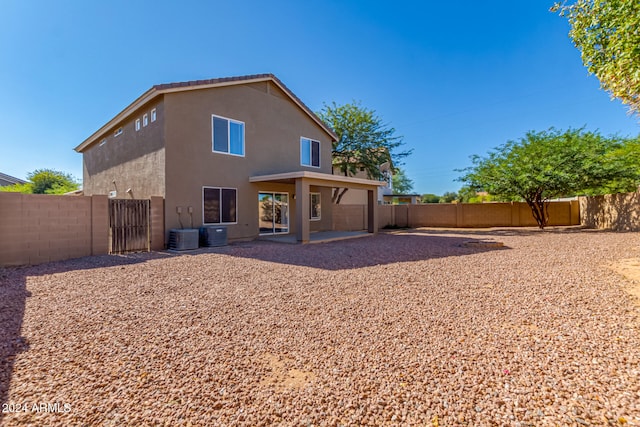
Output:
[
  {"xmin": 199, "ymin": 226, "xmax": 228, "ymax": 247},
  {"xmin": 168, "ymin": 229, "xmax": 199, "ymax": 251}
]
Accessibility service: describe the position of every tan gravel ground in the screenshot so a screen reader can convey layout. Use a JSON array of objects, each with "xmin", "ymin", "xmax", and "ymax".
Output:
[{"xmin": 1, "ymin": 227, "xmax": 639, "ymax": 426}]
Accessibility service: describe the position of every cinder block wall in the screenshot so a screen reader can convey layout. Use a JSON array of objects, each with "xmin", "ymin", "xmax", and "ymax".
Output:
[
  {"xmin": 0, "ymin": 193, "xmax": 109, "ymax": 267},
  {"xmin": 333, "ymin": 201, "xmax": 579, "ymax": 231},
  {"xmin": 579, "ymin": 191, "xmax": 640, "ymax": 231},
  {"xmin": 332, "ymin": 204, "xmax": 366, "ymax": 231}
]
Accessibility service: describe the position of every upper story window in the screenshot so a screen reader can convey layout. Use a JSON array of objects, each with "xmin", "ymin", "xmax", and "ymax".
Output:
[
  {"xmin": 143, "ymin": 114, "xmax": 149, "ymax": 127},
  {"xmin": 114, "ymin": 128, "xmax": 123, "ymax": 137},
  {"xmin": 151, "ymin": 108, "xmax": 157, "ymax": 122},
  {"xmin": 135, "ymin": 119, "xmax": 141, "ymax": 131},
  {"xmin": 301, "ymin": 137, "xmax": 320, "ymax": 168},
  {"xmin": 212, "ymin": 114, "xmax": 245, "ymax": 156}
]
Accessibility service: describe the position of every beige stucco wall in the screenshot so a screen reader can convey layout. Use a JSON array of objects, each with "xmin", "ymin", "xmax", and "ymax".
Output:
[
  {"xmin": 336, "ymin": 188, "xmax": 368, "ymax": 205},
  {"xmin": 331, "ymin": 166, "xmax": 388, "ymax": 205},
  {"xmin": 0, "ymin": 193, "xmax": 109, "ymax": 266},
  {"xmin": 82, "ymin": 99, "xmax": 166, "ymax": 199},
  {"xmin": 163, "ymin": 81, "xmax": 334, "ymax": 241}
]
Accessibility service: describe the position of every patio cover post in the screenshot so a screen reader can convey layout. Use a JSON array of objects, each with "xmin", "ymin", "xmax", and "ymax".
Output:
[
  {"xmin": 367, "ymin": 189, "xmax": 378, "ymax": 234},
  {"xmin": 295, "ymin": 178, "xmax": 310, "ymax": 243}
]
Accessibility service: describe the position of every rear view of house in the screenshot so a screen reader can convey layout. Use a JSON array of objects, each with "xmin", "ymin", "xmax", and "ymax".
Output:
[{"xmin": 75, "ymin": 74, "xmax": 382, "ymax": 244}]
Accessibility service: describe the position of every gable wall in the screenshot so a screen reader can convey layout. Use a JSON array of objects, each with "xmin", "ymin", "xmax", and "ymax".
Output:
[{"xmin": 82, "ymin": 99, "xmax": 166, "ymax": 199}]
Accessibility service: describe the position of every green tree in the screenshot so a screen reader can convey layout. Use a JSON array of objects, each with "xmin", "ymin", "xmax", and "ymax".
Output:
[
  {"xmin": 0, "ymin": 182, "xmax": 32, "ymax": 193},
  {"xmin": 553, "ymin": 0, "xmax": 640, "ymax": 116},
  {"xmin": 439, "ymin": 191, "xmax": 458, "ymax": 203},
  {"xmin": 457, "ymin": 186, "xmax": 477, "ymax": 203},
  {"xmin": 457, "ymin": 186, "xmax": 511, "ymax": 203},
  {"xmin": 391, "ymin": 168, "xmax": 414, "ymax": 194},
  {"xmin": 29, "ymin": 169, "xmax": 79, "ymax": 194},
  {"xmin": 317, "ymin": 101, "xmax": 412, "ymax": 204},
  {"xmin": 421, "ymin": 193, "xmax": 440, "ymax": 203},
  {"xmin": 458, "ymin": 128, "xmax": 639, "ymax": 228},
  {"xmin": 0, "ymin": 169, "xmax": 79, "ymax": 194}
]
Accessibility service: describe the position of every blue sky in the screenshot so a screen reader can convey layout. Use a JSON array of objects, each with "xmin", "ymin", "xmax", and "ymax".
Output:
[{"xmin": 1, "ymin": 0, "xmax": 638, "ymax": 195}]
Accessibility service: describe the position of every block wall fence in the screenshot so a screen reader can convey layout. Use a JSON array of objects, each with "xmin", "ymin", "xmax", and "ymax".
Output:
[
  {"xmin": 579, "ymin": 190, "xmax": 640, "ymax": 231},
  {"xmin": 3, "ymin": 192, "xmax": 637, "ymax": 267},
  {"xmin": 334, "ymin": 200, "xmax": 581, "ymax": 231},
  {"xmin": 0, "ymin": 193, "xmax": 164, "ymax": 267}
]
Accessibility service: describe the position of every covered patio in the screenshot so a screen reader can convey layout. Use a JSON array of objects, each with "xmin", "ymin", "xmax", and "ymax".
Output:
[{"xmin": 250, "ymin": 171, "xmax": 383, "ymax": 243}]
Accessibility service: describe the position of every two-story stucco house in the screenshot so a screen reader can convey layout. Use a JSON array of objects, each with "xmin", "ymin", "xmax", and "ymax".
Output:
[{"xmin": 75, "ymin": 74, "xmax": 382, "ymax": 244}]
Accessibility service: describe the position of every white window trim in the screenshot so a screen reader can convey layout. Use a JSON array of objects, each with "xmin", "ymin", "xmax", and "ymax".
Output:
[
  {"xmin": 310, "ymin": 192, "xmax": 321, "ymax": 220},
  {"xmin": 212, "ymin": 114, "xmax": 245, "ymax": 157},
  {"xmin": 151, "ymin": 108, "xmax": 157, "ymax": 122},
  {"xmin": 300, "ymin": 137, "xmax": 321, "ymax": 168},
  {"xmin": 135, "ymin": 119, "xmax": 141, "ymax": 131},
  {"xmin": 202, "ymin": 186, "xmax": 238, "ymax": 225},
  {"xmin": 143, "ymin": 114, "xmax": 149, "ymax": 127},
  {"xmin": 114, "ymin": 128, "xmax": 123, "ymax": 137}
]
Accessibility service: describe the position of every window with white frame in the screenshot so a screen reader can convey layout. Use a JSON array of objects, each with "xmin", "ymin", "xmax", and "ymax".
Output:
[
  {"xmin": 151, "ymin": 108, "xmax": 157, "ymax": 122},
  {"xmin": 135, "ymin": 119, "xmax": 141, "ymax": 131},
  {"xmin": 203, "ymin": 187, "xmax": 237, "ymax": 224},
  {"xmin": 114, "ymin": 127, "xmax": 123, "ymax": 137},
  {"xmin": 310, "ymin": 193, "xmax": 321, "ymax": 220},
  {"xmin": 301, "ymin": 137, "xmax": 320, "ymax": 167},
  {"xmin": 212, "ymin": 115, "xmax": 244, "ymax": 156},
  {"xmin": 143, "ymin": 114, "xmax": 148, "ymax": 127}
]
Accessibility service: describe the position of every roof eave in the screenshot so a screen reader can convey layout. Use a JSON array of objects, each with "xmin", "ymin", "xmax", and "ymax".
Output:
[
  {"xmin": 74, "ymin": 74, "xmax": 338, "ymax": 153},
  {"xmin": 74, "ymin": 86, "xmax": 158, "ymax": 152}
]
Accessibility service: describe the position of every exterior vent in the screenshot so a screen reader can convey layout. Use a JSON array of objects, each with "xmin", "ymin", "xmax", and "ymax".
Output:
[
  {"xmin": 168, "ymin": 229, "xmax": 199, "ymax": 251},
  {"xmin": 199, "ymin": 226, "xmax": 228, "ymax": 247}
]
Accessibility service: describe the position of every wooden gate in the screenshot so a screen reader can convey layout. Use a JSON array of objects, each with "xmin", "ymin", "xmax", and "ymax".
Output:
[{"xmin": 109, "ymin": 199, "xmax": 150, "ymax": 254}]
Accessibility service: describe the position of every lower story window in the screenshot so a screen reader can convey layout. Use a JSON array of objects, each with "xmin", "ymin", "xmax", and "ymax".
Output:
[
  {"xmin": 203, "ymin": 187, "xmax": 237, "ymax": 224},
  {"xmin": 310, "ymin": 192, "xmax": 321, "ymax": 220}
]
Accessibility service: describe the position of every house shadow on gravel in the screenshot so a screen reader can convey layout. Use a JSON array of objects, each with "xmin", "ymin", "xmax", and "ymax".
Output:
[
  {"xmin": 224, "ymin": 231, "xmax": 509, "ymax": 270},
  {"xmin": 0, "ymin": 252, "xmax": 167, "ymax": 422}
]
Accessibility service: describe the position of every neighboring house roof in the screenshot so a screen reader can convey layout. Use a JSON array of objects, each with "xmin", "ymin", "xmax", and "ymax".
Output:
[
  {"xmin": 75, "ymin": 74, "xmax": 338, "ymax": 153},
  {"xmin": 0, "ymin": 172, "xmax": 27, "ymax": 187},
  {"xmin": 332, "ymin": 148, "xmax": 394, "ymax": 175}
]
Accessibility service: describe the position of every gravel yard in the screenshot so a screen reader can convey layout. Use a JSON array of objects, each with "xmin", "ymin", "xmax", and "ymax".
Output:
[{"xmin": 1, "ymin": 228, "xmax": 639, "ymax": 426}]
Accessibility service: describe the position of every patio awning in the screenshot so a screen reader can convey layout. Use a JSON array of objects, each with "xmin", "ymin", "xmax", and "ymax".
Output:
[
  {"xmin": 249, "ymin": 171, "xmax": 384, "ymax": 190},
  {"xmin": 250, "ymin": 171, "xmax": 383, "ymax": 243}
]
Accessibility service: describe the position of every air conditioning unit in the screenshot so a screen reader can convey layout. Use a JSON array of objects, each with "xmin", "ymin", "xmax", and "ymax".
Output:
[
  {"xmin": 199, "ymin": 226, "xmax": 228, "ymax": 247},
  {"xmin": 168, "ymin": 229, "xmax": 199, "ymax": 251}
]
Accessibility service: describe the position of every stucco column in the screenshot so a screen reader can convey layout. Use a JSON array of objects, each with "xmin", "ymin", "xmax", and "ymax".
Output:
[
  {"xmin": 511, "ymin": 201, "xmax": 521, "ymax": 227},
  {"xmin": 149, "ymin": 196, "xmax": 165, "ymax": 251},
  {"xmin": 570, "ymin": 200, "xmax": 580, "ymax": 225},
  {"xmin": 91, "ymin": 195, "xmax": 109, "ymax": 255},
  {"xmin": 295, "ymin": 178, "xmax": 310, "ymax": 243},
  {"xmin": 367, "ymin": 189, "xmax": 378, "ymax": 234}
]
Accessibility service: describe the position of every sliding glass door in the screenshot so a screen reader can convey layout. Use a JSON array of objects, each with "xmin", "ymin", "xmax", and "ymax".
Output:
[{"xmin": 258, "ymin": 192, "xmax": 289, "ymax": 235}]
